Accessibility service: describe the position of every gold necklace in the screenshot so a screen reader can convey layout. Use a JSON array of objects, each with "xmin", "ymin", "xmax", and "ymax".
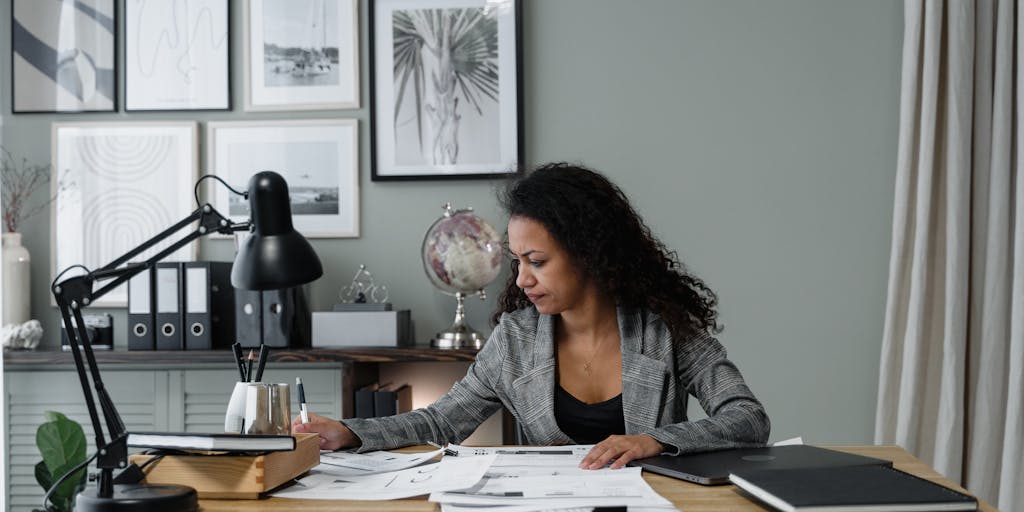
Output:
[{"xmin": 582, "ymin": 337, "xmax": 609, "ymax": 375}]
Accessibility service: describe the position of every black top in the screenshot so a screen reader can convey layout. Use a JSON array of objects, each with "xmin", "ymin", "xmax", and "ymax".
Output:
[{"xmin": 554, "ymin": 385, "xmax": 625, "ymax": 444}]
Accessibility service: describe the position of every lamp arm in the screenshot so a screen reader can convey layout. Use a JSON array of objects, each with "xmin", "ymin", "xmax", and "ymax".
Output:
[{"xmin": 50, "ymin": 203, "xmax": 245, "ymax": 499}]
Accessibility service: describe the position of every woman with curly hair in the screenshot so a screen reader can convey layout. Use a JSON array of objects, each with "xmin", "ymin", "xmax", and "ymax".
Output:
[{"xmin": 295, "ymin": 163, "xmax": 770, "ymax": 469}]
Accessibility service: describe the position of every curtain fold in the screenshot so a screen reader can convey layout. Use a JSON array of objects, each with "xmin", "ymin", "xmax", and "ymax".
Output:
[{"xmin": 876, "ymin": 1, "xmax": 1022, "ymax": 510}]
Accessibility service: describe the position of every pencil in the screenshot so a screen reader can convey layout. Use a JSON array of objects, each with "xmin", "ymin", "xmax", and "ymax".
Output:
[{"xmin": 246, "ymin": 349, "xmax": 255, "ymax": 382}]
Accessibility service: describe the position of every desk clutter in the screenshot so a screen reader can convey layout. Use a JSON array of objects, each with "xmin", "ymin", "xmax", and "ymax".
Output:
[
  {"xmin": 126, "ymin": 261, "xmax": 311, "ymax": 350},
  {"xmin": 129, "ymin": 432, "xmax": 320, "ymax": 499},
  {"xmin": 274, "ymin": 444, "xmax": 676, "ymax": 508}
]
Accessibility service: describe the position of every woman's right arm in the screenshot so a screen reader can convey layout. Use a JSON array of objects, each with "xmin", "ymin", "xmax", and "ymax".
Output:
[
  {"xmin": 292, "ymin": 322, "xmax": 510, "ymax": 452},
  {"xmin": 292, "ymin": 412, "xmax": 360, "ymax": 450}
]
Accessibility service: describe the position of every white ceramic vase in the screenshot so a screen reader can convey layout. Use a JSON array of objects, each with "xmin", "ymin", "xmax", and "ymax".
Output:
[{"xmin": 2, "ymin": 232, "xmax": 31, "ymax": 326}]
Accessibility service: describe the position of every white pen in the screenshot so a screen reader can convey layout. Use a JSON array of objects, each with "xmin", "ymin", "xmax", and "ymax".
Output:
[{"xmin": 296, "ymin": 377, "xmax": 309, "ymax": 423}]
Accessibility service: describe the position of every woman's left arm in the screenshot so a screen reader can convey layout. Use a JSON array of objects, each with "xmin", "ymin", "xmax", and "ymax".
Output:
[
  {"xmin": 651, "ymin": 333, "xmax": 770, "ymax": 453},
  {"xmin": 580, "ymin": 333, "xmax": 770, "ymax": 469}
]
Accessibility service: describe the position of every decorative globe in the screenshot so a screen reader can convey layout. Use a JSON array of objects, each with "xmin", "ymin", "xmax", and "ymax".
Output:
[
  {"xmin": 421, "ymin": 204, "xmax": 503, "ymax": 296},
  {"xmin": 421, "ymin": 203, "xmax": 503, "ymax": 349}
]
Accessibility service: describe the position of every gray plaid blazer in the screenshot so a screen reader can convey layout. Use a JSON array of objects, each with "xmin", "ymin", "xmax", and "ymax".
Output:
[{"xmin": 342, "ymin": 306, "xmax": 770, "ymax": 453}]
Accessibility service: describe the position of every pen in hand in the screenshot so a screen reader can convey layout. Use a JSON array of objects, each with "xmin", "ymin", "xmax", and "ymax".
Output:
[{"xmin": 297, "ymin": 377, "xmax": 309, "ymax": 423}]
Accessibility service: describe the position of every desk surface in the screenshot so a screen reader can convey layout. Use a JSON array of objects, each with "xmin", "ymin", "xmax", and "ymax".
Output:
[{"xmin": 197, "ymin": 445, "xmax": 997, "ymax": 511}]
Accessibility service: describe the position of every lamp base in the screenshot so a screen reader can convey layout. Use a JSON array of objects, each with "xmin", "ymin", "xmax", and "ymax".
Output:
[{"xmin": 76, "ymin": 483, "xmax": 198, "ymax": 512}]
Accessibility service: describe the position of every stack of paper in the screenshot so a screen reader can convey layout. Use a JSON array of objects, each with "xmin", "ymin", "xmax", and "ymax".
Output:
[
  {"xmin": 272, "ymin": 444, "xmax": 678, "ymax": 511},
  {"xmin": 429, "ymin": 445, "xmax": 678, "ymax": 512},
  {"xmin": 273, "ymin": 449, "xmax": 494, "ymax": 501}
]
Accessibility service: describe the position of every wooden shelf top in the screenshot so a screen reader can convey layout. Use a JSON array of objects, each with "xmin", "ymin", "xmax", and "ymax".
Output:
[{"xmin": 2, "ymin": 346, "xmax": 480, "ymax": 367}]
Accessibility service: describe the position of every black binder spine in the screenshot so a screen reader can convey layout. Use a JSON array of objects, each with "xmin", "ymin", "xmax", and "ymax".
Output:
[
  {"xmin": 127, "ymin": 262, "xmax": 155, "ymax": 351},
  {"xmin": 183, "ymin": 262, "xmax": 213, "ymax": 350},
  {"xmin": 207, "ymin": 261, "xmax": 235, "ymax": 349},
  {"xmin": 235, "ymin": 288, "xmax": 263, "ymax": 348},
  {"xmin": 154, "ymin": 262, "xmax": 183, "ymax": 350}
]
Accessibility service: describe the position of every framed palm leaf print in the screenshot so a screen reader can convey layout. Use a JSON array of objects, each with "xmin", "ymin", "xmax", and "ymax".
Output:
[{"xmin": 369, "ymin": 0, "xmax": 522, "ymax": 181}]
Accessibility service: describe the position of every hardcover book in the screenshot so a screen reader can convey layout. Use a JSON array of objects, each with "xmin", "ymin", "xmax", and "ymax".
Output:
[{"xmin": 729, "ymin": 464, "xmax": 978, "ymax": 512}]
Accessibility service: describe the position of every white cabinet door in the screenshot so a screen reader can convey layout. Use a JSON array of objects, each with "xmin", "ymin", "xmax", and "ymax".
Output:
[{"xmin": 4, "ymin": 371, "xmax": 166, "ymax": 512}]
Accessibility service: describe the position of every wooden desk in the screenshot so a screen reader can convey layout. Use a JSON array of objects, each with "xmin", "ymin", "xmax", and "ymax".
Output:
[{"xmin": 197, "ymin": 445, "xmax": 997, "ymax": 511}]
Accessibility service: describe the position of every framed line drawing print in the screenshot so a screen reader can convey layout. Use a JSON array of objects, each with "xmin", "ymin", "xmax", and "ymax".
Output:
[
  {"xmin": 370, "ymin": 0, "xmax": 522, "ymax": 181},
  {"xmin": 244, "ymin": 0, "xmax": 360, "ymax": 111},
  {"xmin": 51, "ymin": 122, "xmax": 199, "ymax": 307},
  {"xmin": 124, "ymin": 0, "xmax": 230, "ymax": 111},
  {"xmin": 207, "ymin": 120, "xmax": 359, "ymax": 238},
  {"xmin": 12, "ymin": 0, "xmax": 117, "ymax": 113}
]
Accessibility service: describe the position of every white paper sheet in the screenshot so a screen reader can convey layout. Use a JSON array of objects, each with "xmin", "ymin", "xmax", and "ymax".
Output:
[
  {"xmin": 272, "ymin": 453, "xmax": 496, "ymax": 501},
  {"xmin": 317, "ymin": 447, "xmax": 443, "ymax": 476}
]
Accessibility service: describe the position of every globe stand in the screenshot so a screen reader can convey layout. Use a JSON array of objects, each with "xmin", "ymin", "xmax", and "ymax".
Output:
[{"xmin": 431, "ymin": 292, "xmax": 486, "ymax": 349}]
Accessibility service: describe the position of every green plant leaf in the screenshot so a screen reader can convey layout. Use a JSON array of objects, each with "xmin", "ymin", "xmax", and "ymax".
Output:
[
  {"xmin": 34, "ymin": 460, "xmax": 52, "ymax": 491},
  {"xmin": 36, "ymin": 412, "xmax": 87, "ymax": 510}
]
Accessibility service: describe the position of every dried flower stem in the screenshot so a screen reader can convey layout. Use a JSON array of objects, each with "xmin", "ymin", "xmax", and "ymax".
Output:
[{"xmin": 1, "ymin": 146, "xmax": 66, "ymax": 233}]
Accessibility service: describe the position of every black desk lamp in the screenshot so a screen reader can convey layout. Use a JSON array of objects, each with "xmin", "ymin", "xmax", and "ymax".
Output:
[{"xmin": 51, "ymin": 171, "xmax": 322, "ymax": 512}]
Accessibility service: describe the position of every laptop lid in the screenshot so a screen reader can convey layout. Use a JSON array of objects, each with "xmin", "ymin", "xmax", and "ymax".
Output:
[{"xmin": 628, "ymin": 445, "xmax": 892, "ymax": 485}]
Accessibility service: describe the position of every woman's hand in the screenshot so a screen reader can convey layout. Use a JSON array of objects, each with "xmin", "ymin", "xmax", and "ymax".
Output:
[
  {"xmin": 291, "ymin": 412, "xmax": 360, "ymax": 450},
  {"xmin": 579, "ymin": 434, "xmax": 664, "ymax": 470}
]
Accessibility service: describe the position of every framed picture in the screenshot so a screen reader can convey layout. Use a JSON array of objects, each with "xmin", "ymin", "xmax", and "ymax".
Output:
[
  {"xmin": 244, "ymin": 0, "xmax": 360, "ymax": 111},
  {"xmin": 207, "ymin": 120, "xmax": 359, "ymax": 238},
  {"xmin": 11, "ymin": 0, "xmax": 117, "ymax": 113},
  {"xmin": 51, "ymin": 122, "xmax": 199, "ymax": 307},
  {"xmin": 370, "ymin": 0, "xmax": 522, "ymax": 181},
  {"xmin": 124, "ymin": 0, "xmax": 230, "ymax": 111}
]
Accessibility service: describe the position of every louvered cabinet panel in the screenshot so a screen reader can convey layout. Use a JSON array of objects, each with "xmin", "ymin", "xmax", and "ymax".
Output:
[
  {"xmin": 181, "ymin": 369, "xmax": 342, "ymax": 433},
  {"xmin": 4, "ymin": 371, "xmax": 167, "ymax": 512}
]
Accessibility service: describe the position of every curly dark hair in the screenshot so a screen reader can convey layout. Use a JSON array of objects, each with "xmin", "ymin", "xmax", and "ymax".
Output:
[{"xmin": 491, "ymin": 162, "xmax": 720, "ymax": 338}]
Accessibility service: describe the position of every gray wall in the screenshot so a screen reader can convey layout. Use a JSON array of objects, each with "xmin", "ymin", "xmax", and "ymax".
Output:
[{"xmin": 0, "ymin": 0, "xmax": 902, "ymax": 444}]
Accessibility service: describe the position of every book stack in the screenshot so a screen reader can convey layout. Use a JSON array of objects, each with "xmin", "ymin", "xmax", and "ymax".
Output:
[
  {"xmin": 354, "ymin": 382, "xmax": 413, "ymax": 418},
  {"xmin": 128, "ymin": 433, "xmax": 319, "ymax": 499}
]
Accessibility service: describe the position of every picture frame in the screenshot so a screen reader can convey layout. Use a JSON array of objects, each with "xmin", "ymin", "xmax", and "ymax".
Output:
[
  {"xmin": 244, "ymin": 0, "xmax": 360, "ymax": 111},
  {"xmin": 51, "ymin": 122, "xmax": 199, "ymax": 307},
  {"xmin": 369, "ymin": 0, "xmax": 523, "ymax": 181},
  {"xmin": 11, "ymin": 0, "xmax": 117, "ymax": 113},
  {"xmin": 124, "ymin": 0, "xmax": 230, "ymax": 111},
  {"xmin": 207, "ymin": 120, "xmax": 360, "ymax": 238}
]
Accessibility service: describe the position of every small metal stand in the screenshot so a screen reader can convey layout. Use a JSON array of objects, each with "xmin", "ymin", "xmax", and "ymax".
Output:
[{"xmin": 431, "ymin": 292, "xmax": 486, "ymax": 349}]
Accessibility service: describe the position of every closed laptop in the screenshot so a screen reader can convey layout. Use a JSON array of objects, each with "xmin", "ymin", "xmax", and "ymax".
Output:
[{"xmin": 629, "ymin": 445, "xmax": 891, "ymax": 485}]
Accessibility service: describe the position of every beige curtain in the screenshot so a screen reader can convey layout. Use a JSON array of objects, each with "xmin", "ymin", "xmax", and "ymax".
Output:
[{"xmin": 875, "ymin": 1, "xmax": 1023, "ymax": 510}]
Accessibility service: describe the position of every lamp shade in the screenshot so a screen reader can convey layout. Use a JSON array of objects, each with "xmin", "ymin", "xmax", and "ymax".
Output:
[{"xmin": 231, "ymin": 171, "xmax": 323, "ymax": 290}]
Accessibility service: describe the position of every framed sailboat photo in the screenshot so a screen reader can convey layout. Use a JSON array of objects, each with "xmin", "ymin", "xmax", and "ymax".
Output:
[{"xmin": 244, "ymin": 0, "xmax": 359, "ymax": 111}]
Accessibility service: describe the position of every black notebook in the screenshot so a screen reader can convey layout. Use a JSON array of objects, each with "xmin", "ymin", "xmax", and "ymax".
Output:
[
  {"xmin": 127, "ymin": 432, "xmax": 296, "ymax": 452},
  {"xmin": 729, "ymin": 465, "xmax": 978, "ymax": 512}
]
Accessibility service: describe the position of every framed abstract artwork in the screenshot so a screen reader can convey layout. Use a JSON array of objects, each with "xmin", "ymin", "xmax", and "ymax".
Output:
[
  {"xmin": 12, "ymin": 0, "xmax": 117, "ymax": 113},
  {"xmin": 244, "ymin": 0, "xmax": 360, "ymax": 111},
  {"xmin": 370, "ymin": 0, "xmax": 522, "ymax": 181},
  {"xmin": 207, "ymin": 119, "xmax": 359, "ymax": 238},
  {"xmin": 124, "ymin": 0, "xmax": 230, "ymax": 111},
  {"xmin": 51, "ymin": 122, "xmax": 199, "ymax": 307}
]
